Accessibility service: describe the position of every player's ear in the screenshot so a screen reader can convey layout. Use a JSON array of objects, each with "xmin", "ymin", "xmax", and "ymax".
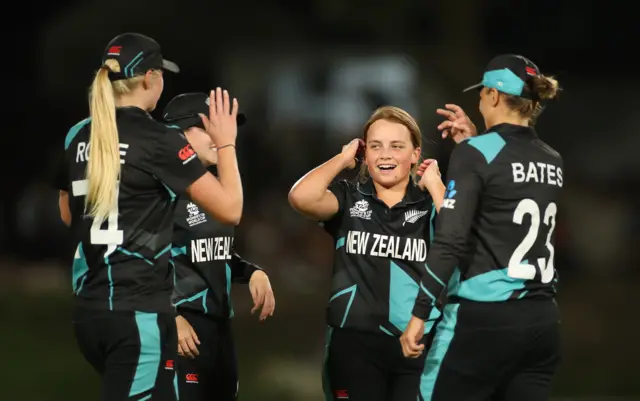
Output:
[
  {"xmin": 490, "ymin": 88, "xmax": 500, "ymax": 107},
  {"xmin": 411, "ymin": 147, "xmax": 421, "ymax": 165},
  {"xmin": 142, "ymin": 70, "xmax": 158, "ymax": 90}
]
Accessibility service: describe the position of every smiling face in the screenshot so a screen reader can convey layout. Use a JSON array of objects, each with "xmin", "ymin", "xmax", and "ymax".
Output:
[{"xmin": 364, "ymin": 118, "xmax": 421, "ymax": 189}]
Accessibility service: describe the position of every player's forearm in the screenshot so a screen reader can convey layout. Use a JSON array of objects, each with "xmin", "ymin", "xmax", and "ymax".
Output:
[
  {"xmin": 425, "ymin": 181, "xmax": 446, "ymax": 213},
  {"xmin": 412, "ymin": 240, "xmax": 462, "ymax": 319},
  {"xmin": 214, "ymin": 146, "xmax": 243, "ymax": 220},
  {"xmin": 288, "ymin": 154, "xmax": 347, "ymax": 211}
]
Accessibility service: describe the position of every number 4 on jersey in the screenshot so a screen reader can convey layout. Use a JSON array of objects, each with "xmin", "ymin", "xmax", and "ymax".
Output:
[
  {"xmin": 71, "ymin": 179, "xmax": 124, "ymax": 251},
  {"xmin": 507, "ymin": 199, "xmax": 556, "ymax": 284}
]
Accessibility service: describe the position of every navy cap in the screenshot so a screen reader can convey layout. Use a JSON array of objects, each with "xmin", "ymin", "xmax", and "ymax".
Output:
[
  {"xmin": 163, "ymin": 92, "xmax": 247, "ymax": 131},
  {"xmin": 463, "ymin": 54, "xmax": 540, "ymax": 100},
  {"xmin": 102, "ymin": 33, "xmax": 179, "ymax": 81}
]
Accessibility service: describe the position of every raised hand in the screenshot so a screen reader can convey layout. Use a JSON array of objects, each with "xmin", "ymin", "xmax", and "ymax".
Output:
[
  {"xmin": 437, "ymin": 104, "xmax": 477, "ymax": 144},
  {"xmin": 199, "ymin": 87, "xmax": 239, "ymax": 149}
]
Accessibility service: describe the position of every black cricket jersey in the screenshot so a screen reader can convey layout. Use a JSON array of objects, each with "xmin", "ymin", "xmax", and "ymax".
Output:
[
  {"xmin": 55, "ymin": 107, "xmax": 207, "ymax": 313},
  {"xmin": 413, "ymin": 123, "xmax": 563, "ymax": 320},
  {"xmin": 323, "ymin": 179, "xmax": 440, "ymax": 336},
  {"xmin": 171, "ymin": 190, "xmax": 261, "ymax": 319}
]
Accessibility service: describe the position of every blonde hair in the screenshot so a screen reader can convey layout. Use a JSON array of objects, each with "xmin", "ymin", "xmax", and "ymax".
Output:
[
  {"xmin": 358, "ymin": 106, "xmax": 423, "ymax": 183},
  {"xmin": 504, "ymin": 75, "xmax": 561, "ymax": 125},
  {"xmin": 86, "ymin": 59, "xmax": 145, "ymax": 222}
]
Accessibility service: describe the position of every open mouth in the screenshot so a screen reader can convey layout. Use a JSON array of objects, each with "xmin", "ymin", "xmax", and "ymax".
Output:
[{"xmin": 377, "ymin": 164, "xmax": 397, "ymax": 172}]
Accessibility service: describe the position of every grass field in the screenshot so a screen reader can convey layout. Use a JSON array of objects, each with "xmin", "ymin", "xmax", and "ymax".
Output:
[{"xmin": 1, "ymin": 285, "xmax": 638, "ymax": 400}]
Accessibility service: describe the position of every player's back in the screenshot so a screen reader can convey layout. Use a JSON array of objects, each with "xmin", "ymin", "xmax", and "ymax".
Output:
[
  {"xmin": 61, "ymin": 107, "xmax": 187, "ymax": 313},
  {"xmin": 448, "ymin": 123, "xmax": 563, "ymax": 303}
]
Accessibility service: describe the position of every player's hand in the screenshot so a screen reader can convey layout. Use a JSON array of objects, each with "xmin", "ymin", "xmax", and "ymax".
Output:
[
  {"xmin": 417, "ymin": 159, "xmax": 442, "ymax": 192},
  {"xmin": 400, "ymin": 316, "xmax": 426, "ymax": 358},
  {"xmin": 249, "ymin": 270, "xmax": 275, "ymax": 321},
  {"xmin": 437, "ymin": 104, "xmax": 477, "ymax": 144},
  {"xmin": 199, "ymin": 87, "xmax": 239, "ymax": 148},
  {"xmin": 176, "ymin": 315, "xmax": 200, "ymax": 359},
  {"xmin": 339, "ymin": 139, "xmax": 365, "ymax": 170}
]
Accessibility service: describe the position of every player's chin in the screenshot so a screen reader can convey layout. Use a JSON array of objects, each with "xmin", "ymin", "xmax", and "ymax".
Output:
[{"xmin": 370, "ymin": 169, "xmax": 410, "ymax": 188}]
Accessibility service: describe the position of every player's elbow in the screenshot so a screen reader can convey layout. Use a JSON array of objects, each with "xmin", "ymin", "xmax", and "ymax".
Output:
[
  {"xmin": 60, "ymin": 213, "xmax": 71, "ymax": 227},
  {"xmin": 214, "ymin": 199, "xmax": 242, "ymax": 226},
  {"xmin": 288, "ymin": 189, "xmax": 319, "ymax": 218},
  {"xmin": 223, "ymin": 208, "xmax": 242, "ymax": 226},
  {"xmin": 287, "ymin": 188, "xmax": 305, "ymax": 212}
]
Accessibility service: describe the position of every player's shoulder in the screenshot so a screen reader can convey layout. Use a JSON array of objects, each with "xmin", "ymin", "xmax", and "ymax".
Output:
[
  {"xmin": 116, "ymin": 107, "xmax": 181, "ymax": 137},
  {"xmin": 328, "ymin": 178, "xmax": 363, "ymax": 203},
  {"xmin": 124, "ymin": 115, "xmax": 186, "ymax": 157},
  {"xmin": 535, "ymin": 138, "xmax": 563, "ymax": 163},
  {"xmin": 458, "ymin": 132, "xmax": 508, "ymax": 165},
  {"xmin": 64, "ymin": 117, "xmax": 91, "ymax": 150},
  {"xmin": 329, "ymin": 178, "xmax": 356, "ymax": 192}
]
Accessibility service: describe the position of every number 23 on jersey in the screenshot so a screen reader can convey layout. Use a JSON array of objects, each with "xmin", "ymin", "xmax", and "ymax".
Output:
[{"xmin": 508, "ymin": 198, "xmax": 557, "ymax": 284}]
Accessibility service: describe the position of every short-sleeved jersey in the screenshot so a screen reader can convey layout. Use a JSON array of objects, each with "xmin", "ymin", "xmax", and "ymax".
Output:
[
  {"xmin": 171, "ymin": 192, "xmax": 261, "ymax": 319},
  {"xmin": 413, "ymin": 123, "xmax": 563, "ymax": 320},
  {"xmin": 323, "ymin": 179, "xmax": 440, "ymax": 336},
  {"xmin": 56, "ymin": 107, "xmax": 207, "ymax": 313}
]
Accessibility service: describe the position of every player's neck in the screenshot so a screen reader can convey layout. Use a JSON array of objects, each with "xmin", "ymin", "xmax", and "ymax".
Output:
[
  {"xmin": 485, "ymin": 113, "xmax": 530, "ymax": 130},
  {"xmin": 115, "ymin": 95, "xmax": 150, "ymax": 111},
  {"xmin": 373, "ymin": 177, "xmax": 409, "ymax": 208}
]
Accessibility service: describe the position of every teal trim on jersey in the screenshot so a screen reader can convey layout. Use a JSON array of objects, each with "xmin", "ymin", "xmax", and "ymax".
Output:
[
  {"xmin": 420, "ymin": 303, "xmax": 459, "ymax": 401},
  {"xmin": 174, "ymin": 372, "xmax": 179, "ymax": 400},
  {"xmin": 429, "ymin": 202, "xmax": 437, "ymax": 244},
  {"xmin": 202, "ymin": 289, "xmax": 209, "ymax": 314},
  {"xmin": 154, "ymin": 244, "xmax": 171, "ymax": 260},
  {"xmin": 467, "ymin": 133, "xmax": 506, "ymax": 164},
  {"xmin": 139, "ymin": 395, "xmax": 152, "ymax": 401},
  {"xmin": 518, "ymin": 290, "xmax": 529, "ymax": 299},
  {"xmin": 106, "ymin": 258, "xmax": 114, "ymax": 310},
  {"xmin": 482, "ymin": 69, "xmax": 525, "ymax": 97},
  {"xmin": 72, "ymin": 243, "xmax": 89, "ymax": 294},
  {"xmin": 329, "ymin": 284, "xmax": 357, "ymax": 328},
  {"xmin": 379, "ymin": 325, "xmax": 394, "ymax": 336},
  {"xmin": 171, "ymin": 246, "xmax": 186, "ymax": 257},
  {"xmin": 226, "ymin": 263, "xmax": 234, "ymax": 318},
  {"xmin": 174, "ymin": 289, "xmax": 209, "ymax": 314},
  {"xmin": 64, "ymin": 118, "xmax": 91, "ymax": 150},
  {"xmin": 166, "ymin": 124, "xmax": 180, "ymax": 129},
  {"xmin": 117, "ymin": 247, "xmax": 154, "ymax": 265},
  {"xmin": 335, "ymin": 237, "xmax": 345, "ymax": 250},
  {"xmin": 168, "ymin": 259, "xmax": 177, "ymax": 286},
  {"xmin": 425, "ymin": 264, "xmax": 445, "ymax": 287},
  {"xmin": 129, "ymin": 312, "xmax": 161, "ymax": 397},
  {"xmin": 447, "ymin": 268, "xmax": 461, "ymax": 294},
  {"xmin": 424, "ymin": 307, "xmax": 442, "ymax": 335},
  {"xmin": 161, "ymin": 182, "xmax": 176, "ymax": 202},
  {"xmin": 419, "ymin": 282, "xmax": 436, "ymax": 302},
  {"xmin": 448, "ymin": 267, "xmax": 525, "ymax": 302},
  {"xmin": 389, "ymin": 261, "xmax": 422, "ymax": 332},
  {"xmin": 124, "ymin": 51, "xmax": 144, "ymax": 78},
  {"xmin": 322, "ymin": 326, "xmax": 334, "ymax": 401}
]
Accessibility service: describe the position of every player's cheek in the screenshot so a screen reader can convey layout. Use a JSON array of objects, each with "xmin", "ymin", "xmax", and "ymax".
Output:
[{"xmin": 397, "ymin": 151, "xmax": 414, "ymax": 176}]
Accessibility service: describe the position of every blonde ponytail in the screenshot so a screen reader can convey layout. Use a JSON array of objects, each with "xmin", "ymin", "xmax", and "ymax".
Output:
[{"xmin": 86, "ymin": 59, "xmax": 122, "ymax": 223}]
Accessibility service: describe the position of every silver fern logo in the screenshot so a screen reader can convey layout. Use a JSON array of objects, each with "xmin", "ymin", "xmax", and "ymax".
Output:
[{"xmin": 403, "ymin": 210, "xmax": 428, "ymax": 226}]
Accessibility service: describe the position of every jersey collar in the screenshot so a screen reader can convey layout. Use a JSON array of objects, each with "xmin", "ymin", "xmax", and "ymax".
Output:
[
  {"xmin": 356, "ymin": 178, "xmax": 426, "ymax": 207},
  {"xmin": 483, "ymin": 123, "xmax": 538, "ymax": 138}
]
